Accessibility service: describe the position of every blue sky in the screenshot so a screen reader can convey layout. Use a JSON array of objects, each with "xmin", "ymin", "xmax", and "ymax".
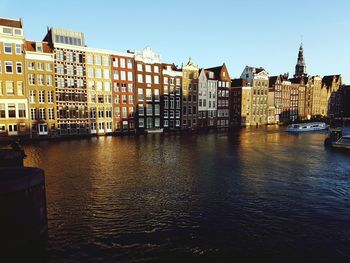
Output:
[{"xmin": 2, "ymin": 0, "xmax": 350, "ymax": 83}]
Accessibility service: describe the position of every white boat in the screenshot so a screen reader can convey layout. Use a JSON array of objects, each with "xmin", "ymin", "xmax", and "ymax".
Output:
[
  {"xmin": 286, "ymin": 122, "xmax": 328, "ymax": 132},
  {"xmin": 145, "ymin": 128, "xmax": 163, "ymax": 134}
]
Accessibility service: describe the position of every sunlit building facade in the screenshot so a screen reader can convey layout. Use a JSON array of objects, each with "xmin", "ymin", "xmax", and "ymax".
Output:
[
  {"xmin": 44, "ymin": 28, "xmax": 88, "ymax": 136},
  {"xmin": 181, "ymin": 58, "xmax": 199, "ymax": 130},
  {"xmin": 162, "ymin": 63, "xmax": 182, "ymax": 131},
  {"xmin": 134, "ymin": 47, "xmax": 162, "ymax": 132},
  {"xmin": 0, "ymin": 17, "xmax": 29, "ymax": 137},
  {"xmin": 206, "ymin": 64, "xmax": 231, "ymax": 128},
  {"xmin": 24, "ymin": 40, "xmax": 56, "ymax": 136},
  {"xmin": 85, "ymin": 48, "xmax": 113, "ymax": 135},
  {"xmin": 111, "ymin": 52, "xmax": 135, "ymax": 133}
]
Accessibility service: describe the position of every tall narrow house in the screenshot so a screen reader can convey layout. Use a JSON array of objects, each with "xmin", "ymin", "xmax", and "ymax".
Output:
[
  {"xmin": 43, "ymin": 28, "xmax": 88, "ymax": 136},
  {"xmin": 24, "ymin": 40, "xmax": 56, "ymax": 137},
  {"xmin": 181, "ymin": 58, "xmax": 199, "ymax": 130},
  {"xmin": 162, "ymin": 63, "xmax": 182, "ymax": 131},
  {"xmin": 111, "ymin": 52, "xmax": 135, "ymax": 133},
  {"xmin": 241, "ymin": 66, "xmax": 269, "ymax": 126},
  {"xmin": 134, "ymin": 47, "xmax": 162, "ymax": 132},
  {"xmin": 0, "ymin": 17, "xmax": 29, "ymax": 137},
  {"xmin": 206, "ymin": 64, "xmax": 231, "ymax": 128}
]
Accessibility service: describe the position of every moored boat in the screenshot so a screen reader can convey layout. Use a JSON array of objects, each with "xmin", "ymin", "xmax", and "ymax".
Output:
[
  {"xmin": 324, "ymin": 128, "xmax": 350, "ymax": 149},
  {"xmin": 145, "ymin": 128, "xmax": 164, "ymax": 134},
  {"xmin": 286, "ymin": 122, "xmax": 328, "ymax": 132}
]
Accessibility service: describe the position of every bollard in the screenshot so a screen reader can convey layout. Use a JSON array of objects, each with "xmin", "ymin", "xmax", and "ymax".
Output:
[{"xmin": 0, "ymin": 167, "xmax": 48, "ymax": 249}]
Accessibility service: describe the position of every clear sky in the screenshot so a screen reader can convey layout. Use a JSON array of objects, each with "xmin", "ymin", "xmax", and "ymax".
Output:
[{"xmin": 2, "ymin": 0, "xmax": 350, "ymax": 83}]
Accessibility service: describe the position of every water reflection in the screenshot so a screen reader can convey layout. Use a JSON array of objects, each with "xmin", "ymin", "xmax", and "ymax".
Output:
[{"xmin": 22, "ymin": 127, "xmax": 350, "ymax": 262}]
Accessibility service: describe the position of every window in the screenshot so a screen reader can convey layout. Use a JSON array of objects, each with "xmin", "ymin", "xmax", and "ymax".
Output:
[
  {"xmin": 120, "ymin": 71, "xmax": 126, "ymax": 81},
  {"xmin": 16, "ymin": 62, "xmax": 22, "ymax": 74},
  {"xmin": 138, "ymin": 88, "xmax": 144, "ymax": 101},
  {"xmin": 0, "ymin": 103, "xmax": 5, "ymax": 118},
  {"xmin": 18, "ymin": 104, "xmax": 26, "ymax": 118},
  {"xmin": 128, "ymin": 84, "xmax": 133, "ymax": 92},
  {"xmin": 46, "ymin": 63, "xmax": 53, "ymax": 71},
  {"xmin": 145, "ymin": 65, "xmax": 151, "ymax": 72},
  {"xmin": 17, "ymin": 81, "xmax": 23, "ymax": 95},
  {"xmin": 48, "ymin": 108, "xmax": 54, "ymax": 120},
  {"xmin": 28, "ymin": 74, "xmax": 35, "ymax": 85},
  {"xmin": 137, "ymin": 64, "xmax": 143, "ymax": 71},
  {"xmin": 113, "ymin": 70, "xmax": 119, "ymax": 80},
  {"xmin": 146, "ymin": 104, "xmax": 153, "ymax": 115},
  {"xmin": 106, "ymin": 108, "xmax": 112, "ymax": 118},
  {"xmin": 87, "ymin": 54, "xmax": 93, "ymax": 64},
  {"xmin": 37, "ymin": 74, "xmax": 44, "ymax": 85},
  {"xmin": 66, "ymin": 52, "xmax": 73, "ymax": 62},
  {"xmin": 137, "ymin": 74, "xmax": 143, "ymax": 83},
  {"xmin": 154, "ymin": 66, "xmax": 159, "ymax": 73},
  {"xmin": 154, "ymin": 89, "xmax": 160, "ymax": 101},
  {"xmin": 104, "ymin": 82, "xmax": 111, "ymax": 92},
  {"xmin": 37, "ymin": 62, "xmax": 44, "ymax": 71},
  {"xmin": 103, "ymin": 69, "xmax": 110, "ymax": 79},
  {"xmin": 113, "ymin": 58, "xmax": 118, "ymax": 67},
  {"xmin": 46, "ymin": 75, "xmax": 53, "ymax": 86},
  {"xmin": 138, "ymin": 104, "xmax": 144, "ymax": 115},
  {"xmin": 138, "ymin": 118, "xmax": 144, "ymax": 127},
  {"xmin": 6, "ymin": 81, "xmax": 14, "ymax": 95},
  {"xmin": 164, "ymin": 86, "xmax": 169, "ymax": 94},
  {"xmin": 122, "ymin": 107, "xmax": 127, "ymax": 118},
  {"xmin": 4, "ymin": 43, "xmax": 12, "ymax": 54},
  {"xmin": 8, "ymin": 104, "xmax": 16, "ymax": 118},
  {"xmin": 66, "ymin": 65, "xmax": 74, "ymax": 75},
  {"xmin": 14, "ymin": 29, "xmax": 22, "ymax": 36},
  {"xmin": 95, "ymin": 69, "xmax": 102, "ymax": 78},
  {"xmin": 128, "ymin": 72, "xmax": 133, "ymax": 81},
  {"xmin": 3, "ymin": 27, "xmax": 12, "ymax": 34},
  {"xmin": 30, "ymin": 90, "xmax": 36, "ymax": 103},
  {"xmin": 120, "ymin": 58, "xmax": 125, "ymax": 68},
  {"xmin": 76, "ymin": 66, "xmax": 83, "ymax": 76},
  {"xmin": 39, "ymin": 108, "xmax": 45, "ymax": 120},
  {"xmin": 98, "ymin": 108, "xmax": 104, "ymax": 118},
  {"xmin": 56, "ymin": 50, "xmax": 64, "ymax": 61},
  {"xmin": 48, "ymin": 91, "xmax": 53, "ymax": 103},
  {"xmin": 39, "ymin": 91, "xmax": 45, "ymax": 103},
  {"xmin": 96, "ymin": 81, "xmax": 103, "ymax": 91},
  {"xmin": 146, "ymin": 89, "xmax": 152, "ymax": 101},
  {"xmin": 145, "ymin": 75, "xmax": 152, "ymax": 84},
  {"xmin": 154, "ymin": 75, "xmax": 159, "ymax": 84},
  {"xmin": 95, "ymin": 55, "xmax": 101, "ymax": 65},
  {"xmin": 103, "ymin": 56, "xmax": 109, "ymax": 66},
  {"xmin": 88, "ymin": 68, "xmax": 94, "ymax": 78},
  {"xmin": 154, "ymin": 104, "xmax": 160, "ymax": 115},
  {"xmin": 35, "ymin": 42, "xmax": 43, "ymax": 52},
  {"xmin": 5, "ymin": 61, "xmax": 13, "ymax": 73},
  {"xmin": 122, "ymin": 95, "xmax": 127, "ymax": 104}
]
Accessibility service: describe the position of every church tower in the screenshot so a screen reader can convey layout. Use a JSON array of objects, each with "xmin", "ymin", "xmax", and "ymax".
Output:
[{"xmin": 294, "ymin": 43, "xmax": 307, "ymax": 78}]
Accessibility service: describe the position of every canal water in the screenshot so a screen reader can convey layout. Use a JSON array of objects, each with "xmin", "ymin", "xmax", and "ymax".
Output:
[{"xmin": 20, "ymin": 126, "xmax": 350, "ymax": 262}]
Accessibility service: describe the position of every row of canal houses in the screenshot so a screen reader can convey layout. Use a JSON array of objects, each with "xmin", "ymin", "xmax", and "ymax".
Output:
[{"xmin": 0, "ymin": 17, "xmax": 348, "ymax": 138}]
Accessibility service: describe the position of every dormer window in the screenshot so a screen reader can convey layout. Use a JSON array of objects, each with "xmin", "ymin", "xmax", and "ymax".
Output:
[
  {"xmin": 36, "ymin": 42, "xmax": 43, "ymax": 52},
  {"xmin": 3, "ymin": 27, "xmax": 12, "ymax": 34},
  {"xmin": 209, "ymin": 72, "xmax": 214, "ymax": 79}
]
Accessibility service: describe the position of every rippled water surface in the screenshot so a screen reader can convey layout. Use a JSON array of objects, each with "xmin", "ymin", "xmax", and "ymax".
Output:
[{"xmin": 21, "ymin": 126, "xmax": 350, "ymax": 262}]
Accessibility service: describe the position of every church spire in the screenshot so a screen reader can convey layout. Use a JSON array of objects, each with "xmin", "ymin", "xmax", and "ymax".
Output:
[{"xmin": 294, "ymin": 42, "xmax": 307, "ymax": 78}]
